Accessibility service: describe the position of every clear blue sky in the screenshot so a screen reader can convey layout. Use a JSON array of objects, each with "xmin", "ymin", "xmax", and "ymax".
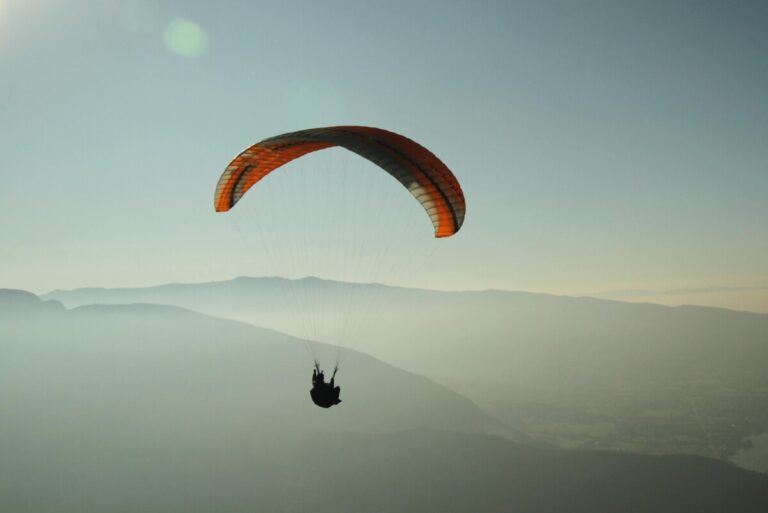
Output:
[{"xmin": 1, "ymin": 0, "xmax": 766, "ymax": 312}]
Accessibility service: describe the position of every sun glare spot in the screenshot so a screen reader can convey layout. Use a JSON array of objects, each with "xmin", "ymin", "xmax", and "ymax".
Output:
[{"xmin": 163, "ymin": 18, "xmax": 208, "ymax": 58}]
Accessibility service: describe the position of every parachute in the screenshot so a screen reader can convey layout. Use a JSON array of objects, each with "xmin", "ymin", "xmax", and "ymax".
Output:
[{"xmin": 214, "ymin": 126, "xmax": 466, "ymax": 238}]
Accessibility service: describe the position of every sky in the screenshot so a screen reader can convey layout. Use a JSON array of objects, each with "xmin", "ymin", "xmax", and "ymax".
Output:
[{"xmin": 1, "ymin": 0, "xmax": 767, "ymax": 312}]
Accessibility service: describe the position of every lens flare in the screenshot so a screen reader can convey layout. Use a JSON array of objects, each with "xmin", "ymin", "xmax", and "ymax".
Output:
[{"xmin": 163, "ymin": 18, "xmax": 208, "ymax": 58}]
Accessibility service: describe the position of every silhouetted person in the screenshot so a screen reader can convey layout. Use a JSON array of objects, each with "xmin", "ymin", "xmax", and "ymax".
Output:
[{"xmin": 310, "ymin": 364, "xmax": 341, "ymax": 408}]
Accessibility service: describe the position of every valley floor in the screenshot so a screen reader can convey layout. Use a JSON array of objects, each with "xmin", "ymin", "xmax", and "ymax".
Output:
[{"xmin": 459, "ymin": 374, "xmax": 768, "ymax": 465}]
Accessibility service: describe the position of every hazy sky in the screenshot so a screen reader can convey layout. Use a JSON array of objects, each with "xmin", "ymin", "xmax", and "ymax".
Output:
[{"xmin": 1, "ymin": 0, "xmax": 766, "ymax": 311}]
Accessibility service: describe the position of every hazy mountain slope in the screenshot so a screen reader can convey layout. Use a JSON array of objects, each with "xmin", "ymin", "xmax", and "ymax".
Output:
[
  {"xmin": 3, "ymin": 291, "xmax": 768, "ymax": 512},
  {"xmin": 44, "ymin": 278, "xmax": 768, "ymax": 460},
  {"xmin": 0, "ymin": 288, "xmax": 64, "ymax": 311},
  {"xmin": 44, "ymin": 277, "xmax": 768, "ymax": 386},
  {"xmin": 0, "ymin": 290, "xmax": 495, "ymax": 438}
]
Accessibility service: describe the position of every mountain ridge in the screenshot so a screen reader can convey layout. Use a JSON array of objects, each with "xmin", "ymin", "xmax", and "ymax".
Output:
[
  {"xmin": 41, "ymin": 277, "xmax": 768, "ymax": 462},
  {"xmin": 44, "ymin": 274, "xmax": 768, "ymax": 317}
]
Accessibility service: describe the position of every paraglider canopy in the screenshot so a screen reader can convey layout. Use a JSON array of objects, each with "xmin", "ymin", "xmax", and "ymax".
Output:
[{"xmin": 214, "ymin": 126, "xmax": 466, "ymax": 238}]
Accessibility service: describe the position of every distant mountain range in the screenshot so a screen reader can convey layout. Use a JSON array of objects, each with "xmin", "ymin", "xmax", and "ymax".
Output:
[
  {"xmin": 43, "ymin": 277, "xmax": 768, "ymax": 461},
  {"xmin": 591, "ymin": 283, "xmax": 768, "ymax": 314},
  {"xmin": 1, "ymin": 288, "xmax": 64, "ymax": 311},
  {"xmin": 1, "ymin": 288, "xmax": 497, "ymax": 438},
  {"xmin": 44, "ymin": 276, "xmax": 768, "ymax": 387},
  {"xmin": 2, "ymin": 289, "xmax": 767, "ymax": 512}
]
